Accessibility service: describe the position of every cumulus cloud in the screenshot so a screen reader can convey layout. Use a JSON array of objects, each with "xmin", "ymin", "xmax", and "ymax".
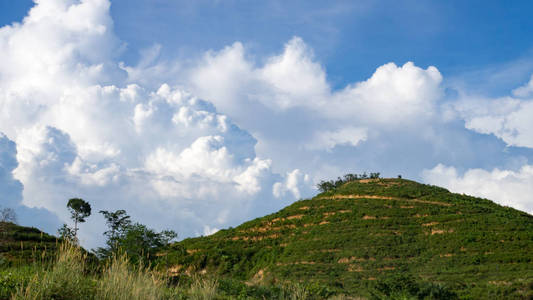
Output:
[
  {"xmin": 422, "ymin": 164, "xmax": 533, "ymax": 214},
  {"xmin": 452, "ymin": 95, "xmax": 533, "ymax": 148},
  {"xmin": 330, "ymin": 62, "xmax": 442, "ymax": 124},
  {"xmin": 257, "ymin": 37, "xmax": 330, "ymax": 110},
  {"xmin": 0, "ymin": 133, "xmax": 62, "ymax": 231},
  {"xmin": 191, "ymin": 38, "xmax": 443, "ymax": 126},
  {"xmin": 4, "ymin": 0, "xmax": 531, "ymax": 247},
  {"xmin": 0, "ymin": 0, "xmax": 307, "ymax": 247},
  {"xmin": 273, "ymin": 169, "xmax": 312, "ymax": 200},
  {"xmin": 189, "ymin": 36, "xmax": 445, "ymax": 178},
  {"xmin": 144, "ymin": 135, "xmax": 272, "ymax": 198}
]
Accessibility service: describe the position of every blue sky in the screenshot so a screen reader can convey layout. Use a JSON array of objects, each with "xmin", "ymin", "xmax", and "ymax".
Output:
[
  {"xmin": 0, "ymin": 0, "xmax": 532, "ymax": 247},
  {"xmin": 106, "ymin": 0, "xmax": 533, "ymax": 90},
  {"xmin": 4, "ymin": 0, "xmax": 533, "ymax": 83}
]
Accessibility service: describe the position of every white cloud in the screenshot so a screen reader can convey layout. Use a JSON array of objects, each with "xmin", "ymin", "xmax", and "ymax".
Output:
[
  {"xmin": 203, "ymin": 225, "xmax": 219, "ymax": 236},
  {"xmin": 144, "ymin": 135, "xmax": 272, "ymax": 198},
  {"xmin": 422, "ymin": 164, "xmax": 533, "ymax": 214},
  {"xmin": 512, "ymin": 74, "xmax": 533, "ymax": 98},
  {"xmin": 273, "ymin": 169, "xmax": 311, "ymax": 199},
  {"xmin": 330, "ymin": 62, "xmax": 442, "ymax": 124},
  {"xmin": 452, "ymin": 96, "xmax": 533, "ymax": 148},
  {"xmin": 190, "ymin": 42, "xmax": 255, "ymax": 117},
  {"xmin": 191, "ymin": 38, "xmax": 443, "ymax": 126},
  {"xmin": 0, "ymin": 0, "xmax": 306, "ymax": 247},
  {"xmin": 257, "ymin": 37, "xmax": 330, "ymax": 110},
  {"xmin": 189, "ymin": 37, "xmax": 444, "ymax": 179},
  {"xmin": 306, "ymin": 127, "xmax": 367, "ymax": 151},
  {"xmin": 0, "ymin": 133, "xmax": 62, "ymax": 231}
]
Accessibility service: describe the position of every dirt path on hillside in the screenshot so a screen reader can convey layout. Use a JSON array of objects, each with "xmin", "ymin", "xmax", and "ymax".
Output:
[{"xmin": 317, "ymin": 194, "xmax": 452, "ymax": 207}]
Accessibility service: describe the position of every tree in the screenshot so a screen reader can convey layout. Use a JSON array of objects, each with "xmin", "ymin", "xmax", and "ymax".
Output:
[
  {"xmin": 118, "ymin": 223, "xmax": 177, "ymax": 263},
  {"xmin": 95, "ymin": 209, "xmax": 177, "ymax": 263},
  {"xmin": 66, "ymin": 198, "xmax": 91, "ymax": 240},
  {"xmin": 0, "ymin": 207, "xmax": 17, "ymax": 223},
  {"xmin": 58, "ymin": 224, "xmax": 76, "ymax": 242},
  {"xmin": 96, "ymin": 209, "xmax": 132, "ymax": 257},
  {"xmin": 317, "ymin": 180, "xmax": 335, "ymax": 192},
  {"xmin": 370, "ymin": 172, "xmax": 381, "ymax": 179}
]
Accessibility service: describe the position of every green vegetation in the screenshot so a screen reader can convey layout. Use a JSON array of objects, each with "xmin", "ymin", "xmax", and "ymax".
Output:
[
  {"xmin": 1, "ymin": 177, "xmax": 532, "ymax": 299},
  {"xmin": 12, "ymin": 243, "xmax": 93, "ymax": 300},
  {"xmin": 163, "ymin": 178, "xmax": 533, "ymax": 299},
  {"xmin": 0, "ymin": 221, "xmax": 60, "ymax": 267},
  {"xmin": 317, "ymin": 173, "xmax": 381, "ymax": 192},
  {"xmin": 0, "ymin": 241, "xmax": 320, "ymax": 299},
  {"xmin": 95, "ymin": 209, "xmax": 177, "ymax": 264}
]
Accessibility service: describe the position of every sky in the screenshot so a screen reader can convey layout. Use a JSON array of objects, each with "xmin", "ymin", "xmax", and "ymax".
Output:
[{"xmin": 1, "ymin": 0, "xmax": 533, "ymax": 248}]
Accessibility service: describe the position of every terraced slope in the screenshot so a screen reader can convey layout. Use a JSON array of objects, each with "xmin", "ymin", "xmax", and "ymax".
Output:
[
  {"xmin": 0, "ymin": 222, "xmax": 60, "ymax": 266},
  {"xmin": 165, "ymin": 179, "xmax": 533, "ymax": 299}
]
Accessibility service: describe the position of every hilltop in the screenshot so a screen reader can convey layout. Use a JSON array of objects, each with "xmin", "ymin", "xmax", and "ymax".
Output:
[{"xmin": 163, "ymin": 178, "xmax": 533, "ymax": 299}]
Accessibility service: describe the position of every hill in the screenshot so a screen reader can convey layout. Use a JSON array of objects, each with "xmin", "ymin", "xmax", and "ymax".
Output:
[
  {"xmin": 0, "ymin": 221, "xmax": 60, "ymax": 266},
  {"xmin": 163, "ymin": 178, "xmax": 533, "ymax": 299}
]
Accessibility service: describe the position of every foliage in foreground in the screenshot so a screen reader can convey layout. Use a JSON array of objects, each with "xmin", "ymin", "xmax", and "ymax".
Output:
[
  {"xmin": 11, "ymin": 243, "xmax": 92, "ymax": 300},
  {"xmin": 95, "ymin": 254, "xmax": 166, "ymax": 300},
  {"xmin": 2, "ymin": 242, "xmax": 345, "ymax": 300}
]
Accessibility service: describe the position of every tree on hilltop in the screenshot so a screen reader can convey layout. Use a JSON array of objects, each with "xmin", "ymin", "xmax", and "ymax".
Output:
[
  {"xmin": 317, "ymin": 172, "xmax": 382, "ymax": 192},
  {"xmin": 0, "ymin": 207, "xmax": 17, "ymax": 223}
]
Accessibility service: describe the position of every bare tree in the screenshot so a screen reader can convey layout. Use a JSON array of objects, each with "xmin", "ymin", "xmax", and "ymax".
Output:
[{"xmin": 0, "ymin": 207, "xmax": 17, "ymax": 224}]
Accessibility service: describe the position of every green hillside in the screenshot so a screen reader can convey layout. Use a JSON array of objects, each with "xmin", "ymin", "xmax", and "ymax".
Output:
[
  {"xmin": 163, "ymin": 178, "xmax": 533, "ymax": 299},
  {"xmin": 0, "ymin": 221, "xmax": 60, "ymax": 266}
]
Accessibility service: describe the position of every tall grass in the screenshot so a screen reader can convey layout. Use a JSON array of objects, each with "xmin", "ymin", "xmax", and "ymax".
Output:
[
  {"xmin": 95, "ymin": 254, "xmax": 165, "ymax": 300},
  {"xmin": 277, "ymin": 283, "xmax": 309, "ymax": 300},
  {"xmin": 11, "ymin": 242, "xmax": 92, "ymax": 300},
  {"xmin": 188, "ymin": 276, "xmax": 218, "ymax": 300},
  {"xmin": 9, "ymin": 241, "xmax": 320, "ymax": 300}
]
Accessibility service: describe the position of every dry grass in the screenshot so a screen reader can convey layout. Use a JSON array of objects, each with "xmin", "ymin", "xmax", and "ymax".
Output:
[
  {"xmin": 188, "ymin": 276, "xmax": 218, "ymax": 300},
  {"xmin": 95, "ymin": 254, "xmax": 165, "ymax": 300},
  {"xmin": 12, "ymin": 242, "xmax": 91, "ymax": 300}
]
